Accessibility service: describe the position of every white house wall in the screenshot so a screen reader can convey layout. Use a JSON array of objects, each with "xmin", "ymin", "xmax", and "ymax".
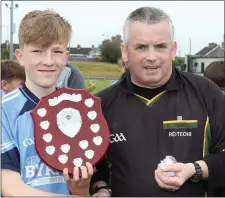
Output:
[
  {"xmin": 193, "ymin": 58, "xmax": 224, "ymax": 73},
  {"xmin": 185, "ymin": 56, "xmax": 224, "ymax": 73}
]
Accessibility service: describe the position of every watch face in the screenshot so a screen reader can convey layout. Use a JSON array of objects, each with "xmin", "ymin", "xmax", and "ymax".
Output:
[
  {"xmin": 191, "ymin": 177, "xmax": 199, "ymax": 183},
  {"xmin": 31, "ymin": 88, "xmax": 110, "ymax": 174}
]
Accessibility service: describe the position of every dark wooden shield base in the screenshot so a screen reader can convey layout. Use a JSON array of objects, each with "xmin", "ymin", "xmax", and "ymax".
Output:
[{"xmin": 31, "ymin": 88, "xmax": 110, "ymax": 174}]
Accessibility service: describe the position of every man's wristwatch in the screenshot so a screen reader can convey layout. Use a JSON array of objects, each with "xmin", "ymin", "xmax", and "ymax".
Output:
[
  {"xmin": 190, "ymin": 162, "xmax": 203, "ymax": 183},
  {"xmin": 93, "ymin": 185, "xmax": 112, "ymax": 196}
]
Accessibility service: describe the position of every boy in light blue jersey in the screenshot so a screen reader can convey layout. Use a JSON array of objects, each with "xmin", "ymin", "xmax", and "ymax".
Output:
[{"xmin": 1, "ymin": 10, "xmax": 93, "ymax": 196}]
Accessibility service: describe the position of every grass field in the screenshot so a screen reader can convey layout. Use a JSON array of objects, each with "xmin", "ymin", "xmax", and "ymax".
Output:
[
  {"xmin": 67, "ymin": 61, "xmax": 119, "ymax": 93},
  {"xmin": 68, "ymin": 61, "xmax": 121, "ymax": 77},
  {"xmin": 85, "ymin": 79, "xmax": 114, "ymax": 94}
]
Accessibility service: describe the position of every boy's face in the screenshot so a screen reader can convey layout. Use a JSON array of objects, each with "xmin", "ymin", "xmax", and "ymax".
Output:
[
  {"xmin": 1, "ymin": 79, "xmax": 24, "ymax": 94},
  {"xmin": 15, "ymin": 43, "xmax": 69, "ymax": 90}
]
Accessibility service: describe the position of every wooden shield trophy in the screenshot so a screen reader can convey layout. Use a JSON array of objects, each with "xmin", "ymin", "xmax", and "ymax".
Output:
[{"xmin": 31, "ymin": 88, "xmax": 110, "ymax": 174}]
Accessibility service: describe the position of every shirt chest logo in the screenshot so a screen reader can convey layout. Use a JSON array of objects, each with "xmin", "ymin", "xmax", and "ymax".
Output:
[
  {"xmin": 163, "ymin": 116, "xmax": 198, "ymax": 138},
  {"xmin": 110, "ymin": 133, "xmax": 127, "ymax": 143}
]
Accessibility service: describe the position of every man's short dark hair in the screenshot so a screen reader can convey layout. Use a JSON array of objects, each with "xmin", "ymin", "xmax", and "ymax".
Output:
[
  {"xmin": 1, "ymin": 60, "xmax": 25, "ymax": 82},
  {"xmin": 204, "ymin": 61, "xmax": 225, "ymax": 88}
]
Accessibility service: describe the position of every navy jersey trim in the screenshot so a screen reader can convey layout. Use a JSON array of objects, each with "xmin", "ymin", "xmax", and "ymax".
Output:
[
  {"xmin": 19, "ymin": 84, "xmax": 39, "ymax": 105},
  {"xmin": 18, "ymin": 99, "xmax": 37, "ymax": 117},
  {"xmin": 1, "ymin": 147, "xmax": 21, "ymax": 173}
]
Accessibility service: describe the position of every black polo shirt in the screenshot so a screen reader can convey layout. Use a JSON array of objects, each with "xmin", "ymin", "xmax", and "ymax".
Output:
[{"xmin": 93, "ymin": 68, "xmax": 225, "ymax": 196}]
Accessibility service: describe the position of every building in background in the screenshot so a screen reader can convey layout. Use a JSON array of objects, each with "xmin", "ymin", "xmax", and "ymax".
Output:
[
  {"xmin": 185, "ymin": 40, "xmax": 224, "ymax": 75},
  {"xmin": 1, "ymin": 43, "xmax": 101, "ymax": 61}
]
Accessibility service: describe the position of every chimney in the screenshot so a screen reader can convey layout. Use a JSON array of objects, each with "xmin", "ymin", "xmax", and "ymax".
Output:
[
  {"xmin": 116, "ymin": 35, "xmax": 121, "ymax": 40},
  {"xmin": 111, "ymin": 36, "xmax": 116, "ymax": 42},
  {"xmin": 208, "ymin": 43, "xmax": 217, "ymax": 49}
]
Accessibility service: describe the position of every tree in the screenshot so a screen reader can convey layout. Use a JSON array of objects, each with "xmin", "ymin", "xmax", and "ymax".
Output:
[
  {"xmin": 173, "ymin": 57, "xmax": 185, "ymax": 66},
  {"xmin": 100, "ymin": 35, "xmax": 122, "ymax": 63},
  {"xmin": 2, "ymin": 48, "xmax": 9, "ymax": 60},
  {"xmin": 173, "ymin": 57, "xmax": 186, "ymax": 71}
]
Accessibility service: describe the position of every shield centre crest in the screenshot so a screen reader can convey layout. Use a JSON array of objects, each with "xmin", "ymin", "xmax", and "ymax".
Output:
[
  {"xmin": 57, "ymin": 108, "xmax": 82, "ymax": 138},
  {"xmin": 31, "ymin": 88, "xmax": 110, "ymax": 174}
]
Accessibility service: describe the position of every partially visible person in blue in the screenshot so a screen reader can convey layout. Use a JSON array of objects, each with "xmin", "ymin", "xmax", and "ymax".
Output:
[
  {"xmin": 204, "ymin": 61, "xmax": 225, "ymax": 95},
  {"xmin": 1, "ymin": 60, "xmax": 25, "ymax": 97},
  {"xmin": 111, "ymin": 60, "xmax": 128, "ymax": 86},
  {"xmin": 56, "ymin": 63, "xmax": 85, "ymax": 89}
]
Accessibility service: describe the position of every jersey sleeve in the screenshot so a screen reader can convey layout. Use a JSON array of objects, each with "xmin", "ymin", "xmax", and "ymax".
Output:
[
  {"xmin": 67, "ymin": 64, "xmax": 85, "ymax": 89},
  {"xmin": 203, "ymin": 82, "xmax": 225, "ymax": 194},
  {"xmin": 1, "ymin": 107, "xmax": 21, "ymax": 173},
  {"xmin": 209, "ymin": 85, "xmax": 225, "ymax": 153}
]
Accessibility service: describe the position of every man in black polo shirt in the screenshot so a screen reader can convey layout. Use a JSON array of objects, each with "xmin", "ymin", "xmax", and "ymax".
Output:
[{"xmin": 90, "ymin": 7, "xmax": 225, "ymax": 197}]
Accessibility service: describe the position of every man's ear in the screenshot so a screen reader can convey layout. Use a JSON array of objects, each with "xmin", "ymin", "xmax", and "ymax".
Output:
[
  {"xmin": 172, "ymin": 41, "xmax": 177, "ymax": 61},
  {"xmin": 121, "ymin": 43, "xmax": 128, "ymax": 64},
  {"xmin": 15, "ymin": 49, "xmax": 25, "ymax": 66},
  {"xmin": 1, "ymin": 80, "xmax": 8, "ymax": 92}
]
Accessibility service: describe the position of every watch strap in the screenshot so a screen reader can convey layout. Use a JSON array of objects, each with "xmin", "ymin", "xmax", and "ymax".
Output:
[
  {"xmin": 92, "ymin": 185, "xmax": 112, "ymax": 196},
  {"xmin": 190, "ymin": 162, "xmax": 203, "ymax": 183}
]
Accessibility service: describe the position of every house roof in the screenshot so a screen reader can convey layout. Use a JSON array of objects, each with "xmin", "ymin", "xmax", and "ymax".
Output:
[
  {"xmin": 204, "ymin": 45, "xmax": 219, "ymax": 56},
  {"xmin": 205, "ymin": 46, "xmax": 224, "ymax": 58},
  {"xmin": 69, "ymin": 47, "xmax": 92, "ymax": 55},
  {"xmin": 195, "ymin": 43, "xmax": 219, "ymax": 56}
]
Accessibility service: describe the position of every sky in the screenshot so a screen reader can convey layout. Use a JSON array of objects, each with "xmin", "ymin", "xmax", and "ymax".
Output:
[{"xmin": 1, "ymin": 1, "xmax": 224, "ymax": 57}]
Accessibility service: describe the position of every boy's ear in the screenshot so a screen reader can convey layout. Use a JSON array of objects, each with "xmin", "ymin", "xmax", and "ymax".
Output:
[
  {"xmin": 1, "ymin": 80, "xmax": 8, "ymax": 92},
  {"xmin": 64, "ymin": 51, "xmax": 70, "ymax": 65},
  {"xmin": 15, "ymin": 49, "xmax": 25, "ymax": 66}
]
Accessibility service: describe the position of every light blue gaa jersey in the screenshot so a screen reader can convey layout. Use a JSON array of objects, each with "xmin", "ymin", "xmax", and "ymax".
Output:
[
  {"xmin": 1, "ymin": 89, "xmax": 6, "ymax": 97},
  {"xmin": 1, "ymin": 84, "xmax": 70, "ymax": 194}
]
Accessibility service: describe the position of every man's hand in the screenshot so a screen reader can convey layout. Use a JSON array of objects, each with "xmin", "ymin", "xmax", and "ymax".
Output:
[
  {"xmin": 92, "ymin": 189, "xmax": 111, "ymax": 197},
  {"xmin": 63, "ymin": 162, "xmax": 94, "ymax": 196},
  {"xmin": 155, "ymin": 162, "xmax": 195, "ymax": 191}
]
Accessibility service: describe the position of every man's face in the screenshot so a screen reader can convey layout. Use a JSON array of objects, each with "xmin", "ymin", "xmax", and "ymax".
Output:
[
  {"xmin": 121, "ymin": 21, "xmax": 177, "ymax": 88},
  {"xmin": 1, "ymin": 79, "xmax": 24, "ymax": 94},
  {"xmin": 15, "ymin": 43, "xmax": 69, "ymax": 90}
]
